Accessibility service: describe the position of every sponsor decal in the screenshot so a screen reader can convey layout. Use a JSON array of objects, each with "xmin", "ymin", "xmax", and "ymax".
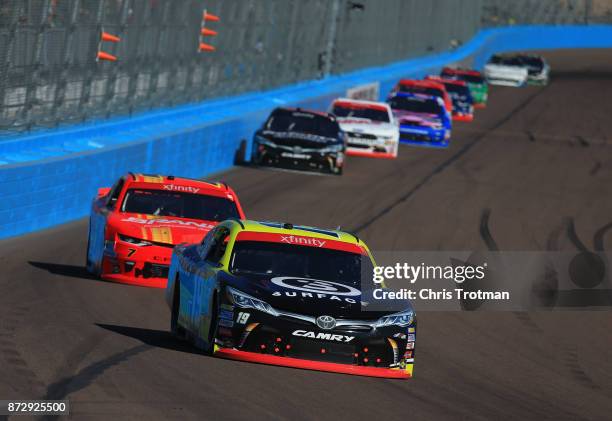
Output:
[
  {"xmin": 271, "ymin": 277, "xmax": 361, "ymax": 303},
  {"xmin": 280, "ymin": 235, "xmax": 326, "ymax": 248},
  {"xmin": 218, "ymin": 319, "xmax": 234, "ymax": 328},
  {"xmin": 346, "ymin": 82, "xmax": 380, "ymax": 101},
  {"xmin": 406, "ymin": 342, "xmax": 415, "ymax": 350},
  {"xmin": 163, "ymin": 184, "xmax": 200, "ymax": 194},
  {"xmin": 219, "ymin": 309, "xmax": 234, "ymax": 320},
  {"xmin": 121, "ymin": 217, "xmax": 215, "ymax": 230},
  {"xmin": 408, "ymin": 327, "xmax": 415, "ymax": 333},
  {"xmin": 393, "ymin": 333, "xmax": 407, "ymax": 340},
  {"xmin": 404, "ymin": 350, "xmax": 413, "ymax": 359},
  {"xmin": 292, "ymin": 330, "xmax": 354, "ymax": 343},
  {"xmin": 407, "ymin": 334, "xmax": 416, "ymax": 342}
]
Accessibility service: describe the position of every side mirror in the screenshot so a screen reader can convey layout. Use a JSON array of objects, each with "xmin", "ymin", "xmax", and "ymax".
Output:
[{"xmin": 97, "ymin": 187, "xmax": 111, "ymax": 199}]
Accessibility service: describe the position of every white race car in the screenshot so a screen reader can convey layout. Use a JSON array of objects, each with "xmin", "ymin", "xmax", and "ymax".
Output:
[
  {"xmin": 330, "ymin": 98, "xmax": 399, "ymax": 159},
  {"xmin": 484, "ymin": 55, "xmax": 529, "ymax": 87}
]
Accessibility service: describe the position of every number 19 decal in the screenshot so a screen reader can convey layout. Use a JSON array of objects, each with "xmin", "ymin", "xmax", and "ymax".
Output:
[{"xmin": 236, "ymin": 312, "xmax": 250, "ymax": 324}]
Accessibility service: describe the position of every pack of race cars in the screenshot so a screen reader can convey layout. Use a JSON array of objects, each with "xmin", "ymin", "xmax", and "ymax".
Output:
[{"xmin": 86, "ymin": 53, "xmax": 548, "ymax": 380}]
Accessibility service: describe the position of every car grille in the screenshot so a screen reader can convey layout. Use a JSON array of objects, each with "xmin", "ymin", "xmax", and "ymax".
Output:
[
  {"xmin": 400, "ymin": 132, "xmax": 430, "ymax": 142},
  {"xmin": 346, "ymin": 132, "xmax": 377, "ymax": 140},
  {"xmin": 142, "ymin": 262, "xmax": 169, "ymax": 279}
]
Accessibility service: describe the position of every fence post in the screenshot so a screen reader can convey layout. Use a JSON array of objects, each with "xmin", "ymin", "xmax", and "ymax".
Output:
[{"xmin": 322, "ymin": 0, "xmax": 341, "ymax": 77}]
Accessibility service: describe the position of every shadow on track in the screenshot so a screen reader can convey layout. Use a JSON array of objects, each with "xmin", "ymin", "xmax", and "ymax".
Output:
[
  {"xmin": 96, "ymin": 323, "xmax": 204, "ymax": 356},
  {"xmin": 28, "ymin": 261, "xmax": 102, "ymax": 281}
]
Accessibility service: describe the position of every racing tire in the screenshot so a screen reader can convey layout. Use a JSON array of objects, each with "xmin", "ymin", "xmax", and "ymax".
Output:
[
  {"xmin": 85, "ymin": 223, "xmax": 101, "ymax": 278},
  {"xmin": 202, "ymin": 293, "xmax": 219, "ymax": 355},
  {"xmin": 234, "ymin": 140, "xmax": 247, "ymax": 165},
  {"xmin": 170, "ymin": 276, "xmax": 187, "ymax": 340}
]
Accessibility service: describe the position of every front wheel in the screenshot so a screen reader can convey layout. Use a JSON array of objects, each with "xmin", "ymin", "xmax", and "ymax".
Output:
[
  {"xmin": 202, "ymin": 294, "xmax": 219, "ymax": 355},
  {"xmin": 170, "ymin": 277, "xmax": 186, "ymax": 339}
]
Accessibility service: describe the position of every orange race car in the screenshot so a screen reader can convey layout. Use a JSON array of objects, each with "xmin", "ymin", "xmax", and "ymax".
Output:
[{"xmin": 86, "ymin": 173, "xmax": 245, "ymax": 288}]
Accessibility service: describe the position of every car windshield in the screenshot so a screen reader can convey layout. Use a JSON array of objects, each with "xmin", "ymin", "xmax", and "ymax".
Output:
[
  {"xmin": 121, "ymin": 189, "xmax": 239, "ymax": 221},
  {"xmin": 442, "ymin": 83, "xmax": 470, "ymax": 97},
  {"xmin": 399, "ymin": 85, "xmax": 444, "ymax": 99},
  {"xmin": 444, "ymin": 71, "xmax": 484, "ymax": 84},
  {"xmin": 265, "ymin": 110, "xmax": 340, "ymax": 138},
  {"xmin": 521, "ymin": 56, "xmax": 543, "ymax": 69},
  {"xmin": 230, "ymin": 240, "xmax": 373, "ymax": 287},
  {"xmin": 332, "ymin": 104, "xmax": 390, "ymax": 122},
  {"xmin": 388, "ymin": 96, "xmax": 443, "ymax": 114}
]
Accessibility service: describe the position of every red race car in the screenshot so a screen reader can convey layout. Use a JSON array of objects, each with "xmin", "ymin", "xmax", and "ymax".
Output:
[
  {"xmin": 425, "ymin": 76, "xmax": 474, "ymax": 122},
  {"xmin": 86, "ymin": 173, "xmax": 245, "ymax": 288},
  {"xmin": 389, "ymin": 79, "xmax": 453, "ymax": 114}
]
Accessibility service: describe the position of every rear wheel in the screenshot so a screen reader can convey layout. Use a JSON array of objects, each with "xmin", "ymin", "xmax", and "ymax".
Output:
[
  {"xmin": 234, "ymin": 139, "xmax": 247, "ymax": 165},
  {"xmin": 170, "ymin": 276, "xmax": 186, "ymax": 339}
]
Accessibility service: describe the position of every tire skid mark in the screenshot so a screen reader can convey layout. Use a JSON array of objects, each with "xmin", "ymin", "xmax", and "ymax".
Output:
[
  {"xmin": 479, "ymin": 208, "xmax": 500, "ymax": 251},
  {"xmin": 0, "ymin": 304, "xmax": 46, "ymax": 395},
  {"xmin": 561, "ymin": 345, "xmax": 601, "ymax": 390},
  {"xmin": 575, "ymin": 135, "xmax": 590, "ymax": 147},
  {"xmin": 593, "ymin": 221, "xmax": 612, "ymax": 252},
  {"xmin": 589, "ymin": 161, "xmax": 601, "ymax": 176},
  {"xmin": 352, "ymin": 85, "xmax": 551, "ymax": 233},
  {"xmin": 479, "ymin": 211, "xmax": 601, "ymax": 389},
  {"xmin": 44, "ymin": 344, "xmax": 151, "ymax": 401},
  {"xmin": 565, "ymin": 217, "xmax": 590, "ymax": 252}
]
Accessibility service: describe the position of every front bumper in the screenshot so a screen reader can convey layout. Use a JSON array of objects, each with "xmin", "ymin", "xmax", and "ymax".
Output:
[
  {"xmin": 252, "ymin": 143, "xmax": 343, "ymax": 175},
  {"xmin": 213, "ymin": 303, "xmax": 416, "ymax": 379},
  {"xmin": 452, "ymin": 112, "xmax": 474, "ymax": 122},
  {"xmin": 101, "ymin": 241, "xmax": 172, "ymax": 288},
  {"xmin": 215, "ymin": 347, "xmax": 412, "ymax": 379},
  {"xmin": 485, "ymin": 75, "xmax": 527, "ymax": 87},
  {"xmin": 399, "ymin": 125, "xmax": 449, "ymax": 147}
]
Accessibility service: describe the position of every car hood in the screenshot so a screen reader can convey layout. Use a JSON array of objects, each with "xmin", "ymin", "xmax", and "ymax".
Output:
[
  {"xmin": 257, "ymin": 130, "xmax": 338, "ymax": 146},
  {"xmin": 223, "ymin": 272, "xmax": 402, "ymax": 319},
  {"xmin": 108, "ymin": 213, "xmax": 216, "ymax": 245},
  {"xmin": 393, "ymin": 110, "xmax": 442, "ymax": 127},
  {"xmin": 484, "ymin": 64, "xmax": 528, "ymax": 76},
  {"xmin": 337, "ymin": 118, "xmax": 396, "ymax": 135}
]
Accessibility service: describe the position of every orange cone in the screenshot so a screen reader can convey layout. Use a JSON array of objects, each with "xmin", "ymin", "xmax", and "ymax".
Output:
[
  {"xmin": 97, "ymin": 51, "xmax": 117, "ymax": 61},
  {"xmin": 201, "ymin": 28, "xmax": 217, "ymax": 36},
  {"xmin": 101, "ymin": 31, "xmax": 121, "ymax": 42},
  {"xmin": 199, "ymin": 42, "xmax": 215, "ymax": 52},
  {"xmin": 203, "ymin": 11, "xmax": 219, "ymax": 21}
]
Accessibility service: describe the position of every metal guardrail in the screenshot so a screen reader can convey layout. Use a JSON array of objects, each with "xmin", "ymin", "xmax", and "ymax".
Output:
[{"xmin": 2, "ymin": 0, "xmax": 610, "ymax": 134}]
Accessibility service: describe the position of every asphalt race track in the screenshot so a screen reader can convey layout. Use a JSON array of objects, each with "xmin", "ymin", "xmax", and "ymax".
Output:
[{"xmin": 1, "ymin": 50, "xmax": 612, "ymax": 420}]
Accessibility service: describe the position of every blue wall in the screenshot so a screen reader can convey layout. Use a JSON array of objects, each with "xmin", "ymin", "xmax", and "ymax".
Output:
[{"xmin": 2, "ymin": 25, "xmax": 612, "ymax": 239}]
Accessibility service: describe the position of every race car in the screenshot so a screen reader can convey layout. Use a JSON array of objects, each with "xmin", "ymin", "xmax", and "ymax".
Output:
[
  {"xmin": 329, "ymin": 98, "xmax": 399, "ymax": 159},
  {"xmin": 165, "ymin": 219, "xmax": 416, "ymax": 379},
  {"xmin": 389, "ymin": 79, "xmax": 453, "ymax": 113},
  {"xmin": 86, "ymin": 173, "xmax": 246, "ymax": 288},
  {"xmin": 425, "ymin": 75, "xmax": 474, "ymax": 122},
  {"xmin": 251, "ymin": 107, "xmax": 345, "ymax": 175},
  {"xmin": 503, "ymin": 54, "xmax": 550, "ymax": 85},
  {"xmin": 484, "ymin": 55, "xmax": 529, "ymax": 87},
  {"xmin": 387, "ymin": 92, "xmax": 452, "ymax": 147},
  {"xmin": 440, "ymin": 67, "xmax": 488, "ymax": 107}
]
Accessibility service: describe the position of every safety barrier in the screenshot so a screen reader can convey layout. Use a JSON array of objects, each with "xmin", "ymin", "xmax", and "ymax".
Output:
[{"xmin": 2, "ymin": 25, "xmax": 612, "ymax": 239}]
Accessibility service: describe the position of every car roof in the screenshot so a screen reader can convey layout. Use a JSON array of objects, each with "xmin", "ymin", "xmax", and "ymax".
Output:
[
  {"xmin": 426, "ymin": 75, "xmax": 467, "ymax": 86},
  {"xmin": 226, "ymin": 219, "xmax": 361, "ymax": 244},
  {"xmin": 275, "ymin": 107, "xmax": 335, "ymax": 120},
  {"xmin": 391, "ymin": 91, "xmax": 440, "ymax": 102},
  {"xmin": 126, "ymin": 173, "xmax": 231, "ymax": 194},
  {"xmin": 332, "ymin": 98, "xmax": 389, "ymax": 107},
  {"xmin": 332, "ymin": 98, "xmax": 391, "ymax": 111}
]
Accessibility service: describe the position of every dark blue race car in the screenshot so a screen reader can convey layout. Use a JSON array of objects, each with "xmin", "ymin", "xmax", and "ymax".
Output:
[{"xmin": 387, "ymin": 92, "xmax": 452, "ymax": 147}]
